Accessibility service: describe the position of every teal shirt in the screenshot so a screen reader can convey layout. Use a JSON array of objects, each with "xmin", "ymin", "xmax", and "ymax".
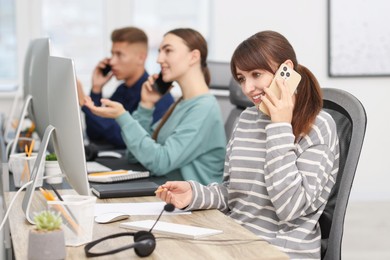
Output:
[{"xmin": 116, "ymin": 94, "xmax": 226, "ymax": 185}]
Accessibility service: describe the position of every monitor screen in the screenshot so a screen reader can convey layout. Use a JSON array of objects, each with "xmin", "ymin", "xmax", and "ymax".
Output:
[
  {"xmin": 22, "ymin": 38, "xmax": 45, "ymax": 98},
  {"xmin": 22, "ymin": 56, "xmax": 90, "ymax": 224},
  {"xmin": 208, "ymin": 61, "xmax": 232, "ymax": 90},
  {"xmin": 9, "ymin": 38, "xmax": 53, "ymax": 154},
  {"xmin": 28, "ymin": 38, "xmax": 52, "ymax": 150},
  {"xmin": 47, "ymin": 56, "xmax": 90, "ymax": 196}
]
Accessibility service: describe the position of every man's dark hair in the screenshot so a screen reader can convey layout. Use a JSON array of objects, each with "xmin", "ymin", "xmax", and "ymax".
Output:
[{"xmin": 111, "ymin": 26, "xmax": 148, "ymax": 45}]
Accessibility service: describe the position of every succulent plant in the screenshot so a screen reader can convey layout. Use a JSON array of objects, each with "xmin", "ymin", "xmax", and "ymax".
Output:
[
  {"xmin": 34, "ymin": 210, "xmax": 62, "ymax": 231},
  {"xmin": 45, "ymin": 153, "xmax": 57, "ymax": 161}
]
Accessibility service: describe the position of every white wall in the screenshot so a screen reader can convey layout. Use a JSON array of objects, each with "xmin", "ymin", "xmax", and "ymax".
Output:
[
  {"xmin": 211, "ymin": 0, "xmax": 390, "ymax": 201},
  {"xmin": 1, "ymin": 0, "xmax": 389, "ymax": 201}
]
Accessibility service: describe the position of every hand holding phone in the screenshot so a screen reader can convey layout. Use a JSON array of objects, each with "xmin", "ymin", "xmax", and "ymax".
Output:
[
  {"xmin": 100, "ymin": 64, "xmax": 112, "ymax": 76},
  {"xmin": 259, "ymin": 63, "xmax": 301, "ymax": 115},
  {"xmin": 152, "ymin": 72, "xmax": 173, "ymax": 95}
]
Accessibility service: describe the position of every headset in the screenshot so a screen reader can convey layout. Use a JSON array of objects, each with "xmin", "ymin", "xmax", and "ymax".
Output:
[{"xmin": 84, "ymin": 203, "xmax": 175, "ymax": 257}]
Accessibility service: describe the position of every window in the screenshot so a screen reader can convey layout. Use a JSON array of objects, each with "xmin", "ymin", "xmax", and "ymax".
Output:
[
  {"xmin": 42, "ymin": 0, "xmax": 105, "ymax": 75},
  {"xmin": 133, "ymin": 0, "xmax": 211, "ymax": 73},
  {"xmin": 0, "ymin": 0, "xmax": 211, "ymax": 94},
  {"xmin": 0, "ymin": 0, "xmax": 17, "ymax": 91}
]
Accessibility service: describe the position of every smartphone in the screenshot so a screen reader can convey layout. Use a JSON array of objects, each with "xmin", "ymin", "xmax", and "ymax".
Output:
[
  {"xmin": 152, "ymin": 72, "xmax": 173, "ymax": 95},
  {"xmin": 101, "ymin": 64, "xmax": 112, "ymax": 76},
  {"xmin": 258, "ymin": 63, "xmax": 302, "ymax": 115}
]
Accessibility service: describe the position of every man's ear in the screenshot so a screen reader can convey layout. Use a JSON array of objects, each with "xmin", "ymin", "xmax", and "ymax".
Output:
[{"xmin": 137, "ymin": 52, "xmax": 147, "ymax": 65}]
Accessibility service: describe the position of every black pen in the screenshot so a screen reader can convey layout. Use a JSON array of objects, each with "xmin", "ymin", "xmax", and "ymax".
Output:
[
  {"xmin": 48, "ymin": 184, "xmax": 79, "ymax": 225},
  {"xmin": 49, "ymin": 184, "xmax": 64, "ymax": 201}
]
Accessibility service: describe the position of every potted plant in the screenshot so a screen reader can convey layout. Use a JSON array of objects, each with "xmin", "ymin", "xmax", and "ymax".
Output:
[
  {"xmin": 45, "ymin": 153, "xmax": 63, "ymax": 184},
  {"xmin": 27, "ymin": 210, "xmax": 66, "ymax": 260}
]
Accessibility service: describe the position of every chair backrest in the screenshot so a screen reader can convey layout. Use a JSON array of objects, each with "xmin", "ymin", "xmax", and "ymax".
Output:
[
  {"xmin": 224, "ymin": 78, "xmax": 252, "ymax": 139},
  {"xmin": 320, "ymin": 88, "xmax": 367, "ymax": 260}
]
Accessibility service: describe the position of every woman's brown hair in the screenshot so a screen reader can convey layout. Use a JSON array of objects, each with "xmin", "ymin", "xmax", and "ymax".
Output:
[
  {"xmin": 165, "ymin": 28, "xmax": 210, "ymax": 85},
  {"xmin": 152, "ymin": 28, "xmax": 210, "ymax": 140},
  {"xmin": 230, "ymin": 30, "xmax": 322, "ymax": 140}
]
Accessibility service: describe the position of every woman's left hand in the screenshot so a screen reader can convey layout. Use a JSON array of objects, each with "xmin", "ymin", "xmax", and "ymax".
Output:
[
  {"xmin": 262, "ymin": 77, "xmax": 294, "ymax": 123},
  {"xmin": 140, "ymin": 74, "xmax": 164, "ymax": 109},
  {"xmin": 83, "ymin": 96, "xmax": 126, "ymax": 119}
]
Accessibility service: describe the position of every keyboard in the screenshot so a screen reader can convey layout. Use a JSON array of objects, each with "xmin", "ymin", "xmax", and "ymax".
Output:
[
  {"xmin": 86, "ymin": 161, "xmax": 112, "ymax": 173},
  {"xmin": 88, "ymin": 170, "xmax": 150, "ymax": 183}
]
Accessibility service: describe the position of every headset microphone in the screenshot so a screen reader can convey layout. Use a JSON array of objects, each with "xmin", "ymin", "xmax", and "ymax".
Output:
[
  {"xmin": 149, "ymin": 203, "xmax": 175, "ymax": 232},
  {"xmin": 84, "ymin": 203, "xmax": 175, "ymax": 258}
]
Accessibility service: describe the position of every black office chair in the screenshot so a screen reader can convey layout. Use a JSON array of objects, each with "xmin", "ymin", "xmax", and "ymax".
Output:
[
  {"xmin": 320, "ymin": 88, "xmax": 367, "ymax": 260},
  {"xmin": 224, "ymin": 78, "xmax": 252, "ymax": 140}
]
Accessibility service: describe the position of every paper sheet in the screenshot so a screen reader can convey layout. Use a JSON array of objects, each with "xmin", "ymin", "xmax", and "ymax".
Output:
[{"xmin": 94, "ymin": 201, "xmax": 190, "ymax": 216}]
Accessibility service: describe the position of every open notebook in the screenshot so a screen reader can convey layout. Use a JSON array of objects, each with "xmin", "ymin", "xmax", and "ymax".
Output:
[{"xmin": 86, "ymin": 161, "xmax": 149, "ymax": 183}]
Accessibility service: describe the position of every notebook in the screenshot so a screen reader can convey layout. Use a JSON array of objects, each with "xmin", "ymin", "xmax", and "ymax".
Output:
[
  {"xmin": 88, "ymin": 170, "xmax": 150, "ymax": 183},
  {"xmin": 90, "ymin": 180, "xmax": 159, "ymax": 199},
  {"xmin": 120, "ymin": 220, "xmax": 223, "ymax": 239}
]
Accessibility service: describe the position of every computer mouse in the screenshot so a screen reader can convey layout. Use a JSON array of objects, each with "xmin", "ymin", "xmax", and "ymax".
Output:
[
  {"xmin": 97, "ymin": 151, "xmax": 123, "ymax": 159},
  {"xmin": 95, "ymin": 212, "xmax": 130, "ymax": 224}
]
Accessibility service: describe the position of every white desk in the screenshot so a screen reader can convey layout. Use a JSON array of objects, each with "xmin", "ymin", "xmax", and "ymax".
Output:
[{"xmin": 5, "ymin": 190, "xmax": 289, "ymax": 260}]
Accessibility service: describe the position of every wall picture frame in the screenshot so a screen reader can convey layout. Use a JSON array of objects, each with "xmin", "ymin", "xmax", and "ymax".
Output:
[{"xmin": 328, "ymin": 0, "xmax": 390, "ymax": 77}]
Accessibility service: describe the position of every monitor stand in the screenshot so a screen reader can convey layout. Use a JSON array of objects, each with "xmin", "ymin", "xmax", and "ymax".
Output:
[{"xmin": 21, "ymin": 124, "xmax": 57, "ymax": 224}]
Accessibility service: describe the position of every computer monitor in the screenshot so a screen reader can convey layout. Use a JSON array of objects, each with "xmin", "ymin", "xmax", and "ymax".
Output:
[
  {"xmin": 208, "ymin": 61, "xmax": 232, "ymax": 90},
  {"xmin": 28, "ymin": 38, "xmax": 51, "ymax": 145},
  {"xmin": 23, "ymin": 38, "xmax": 37, "ymax": 98},
  {"xmin": 4, "ymin": 38, "xmax": 45, "ymax": 143},
  {"xmin": 22, "ymin": 56, "xmax": 90, "ymax": 224},
  {"xmin": 9, "ymin": 38, "xmax": 52, "ymax": 154}
]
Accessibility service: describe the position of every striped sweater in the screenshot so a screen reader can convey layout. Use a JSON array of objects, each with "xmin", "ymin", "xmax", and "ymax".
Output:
[{"xmin": 187, "ymin": 106, "xmax": 339, "ymax": 259}]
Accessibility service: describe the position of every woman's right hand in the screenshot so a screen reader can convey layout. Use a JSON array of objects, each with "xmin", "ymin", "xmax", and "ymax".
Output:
[
  {"xmin": 155, "ymin": 181, "xmax": 193, "ymax": 209},
  {"xmin": 140, "ymin": 74, "xmax": 163, "ymax": 109},
  {"xmin": 83, "ymin": 96, "xmax": 126, "ymax": 119}
]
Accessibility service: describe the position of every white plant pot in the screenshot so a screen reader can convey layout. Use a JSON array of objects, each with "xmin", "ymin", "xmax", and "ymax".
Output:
[{"xmin": 45, "ymin": 161, "xmax": 63, "ymax": 184}]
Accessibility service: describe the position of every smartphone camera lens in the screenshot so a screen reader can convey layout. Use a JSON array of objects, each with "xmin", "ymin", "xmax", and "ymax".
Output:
[
  {"xmin": 280, "ymin": 72, "xmax": 285, "ymax": 77},
  {"xmin": 283, "ymin": 66, "xmax": 288, "ymax": 71},
  {"xmin": 286, "ymin": 72, "xmax": 290, "ymax": 77}
]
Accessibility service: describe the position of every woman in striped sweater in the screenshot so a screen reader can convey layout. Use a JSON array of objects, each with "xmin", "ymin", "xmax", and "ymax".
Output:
[{"xmin": 156, "ymin": 31, "xmax": 339, "ymax": 259}]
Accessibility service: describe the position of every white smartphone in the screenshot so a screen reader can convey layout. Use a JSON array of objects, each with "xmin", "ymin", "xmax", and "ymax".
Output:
[{"xmin": 259, "ymin": 63, "xmax": 301, "ymax": 115}]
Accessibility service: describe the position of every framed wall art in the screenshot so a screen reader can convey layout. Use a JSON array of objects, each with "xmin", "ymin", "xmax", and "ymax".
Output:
[{"xmin": 328, "ymin": 0, "xmax": 390, "ymax": 77}]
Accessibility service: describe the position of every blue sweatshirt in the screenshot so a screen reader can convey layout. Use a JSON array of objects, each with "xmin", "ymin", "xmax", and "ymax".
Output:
[{"xmin": 82, "ymin": 72, "xmax": 174, "ymax": 148}]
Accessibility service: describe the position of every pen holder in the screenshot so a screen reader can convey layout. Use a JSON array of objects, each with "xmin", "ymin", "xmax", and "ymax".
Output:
[
  {"xmin": 48, "ymin": 195, "xmax": 96, "ymax": 246},
  {"xmin": 8, "ymin": 153, "xmax": 44, "ymax": 188}
]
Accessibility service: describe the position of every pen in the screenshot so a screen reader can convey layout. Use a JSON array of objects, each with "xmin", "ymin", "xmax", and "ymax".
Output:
[
  {"xmin": 39, "ymin": 187, "xmax": 80, "ymax": 235},
  {"xmin": 48, "ymin": 184, "xmax": 79, "ymax": 224},
  {"xmin": 154, "ymin": 187, "xmax": 167, "ymax": 194},
  {"xmin": 88, "ymin": 170, "xmax": 128, "ymax": 177},
  {"xmin": 48, "ymin": 184, "xmax": 64, "ymax": 201},
  {"xmin": 21, "ymin": 140, "xmax": 35, "ymax": 182},
  {"xmin": 27, "ymin": 139, "xmax": 34, "ymax": 180}
]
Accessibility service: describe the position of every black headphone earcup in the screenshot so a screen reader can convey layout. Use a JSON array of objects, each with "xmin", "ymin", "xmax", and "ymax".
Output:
[{"xmin": 133, "ymin": 231, "xmax": 156, "ymax": 257}]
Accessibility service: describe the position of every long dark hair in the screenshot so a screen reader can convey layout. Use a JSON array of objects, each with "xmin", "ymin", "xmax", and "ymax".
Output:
[
  {"xmin": 153, "ymin": 28, "xmax": 210, "ymax": 140},
  {"xmin": 166, "ymin": 28, "xmax": 210, "ymax": 85},
  {"xmin": 230, "ymin": 30, "xmax": 322, "ymax": 139}
]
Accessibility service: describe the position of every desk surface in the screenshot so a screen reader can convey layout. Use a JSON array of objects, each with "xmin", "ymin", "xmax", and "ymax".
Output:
[{"xmin": 5, "ymin": 191, "xmax": 288, "ymax": 260}]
